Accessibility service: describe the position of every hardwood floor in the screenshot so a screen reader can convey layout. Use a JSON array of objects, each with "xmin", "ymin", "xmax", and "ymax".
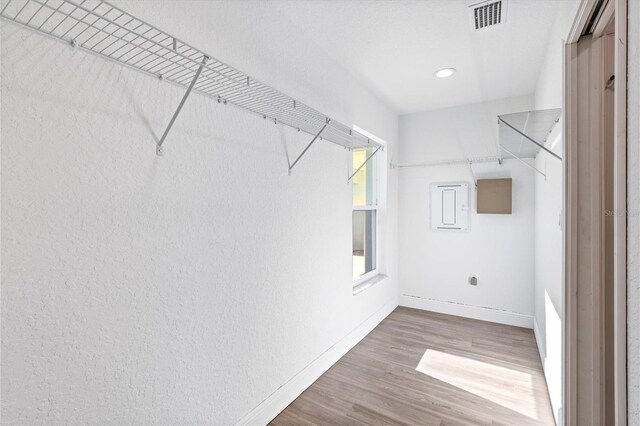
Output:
[{"xmin": 271, "ymin": 307, "xmax": 555, "ymax": 425}]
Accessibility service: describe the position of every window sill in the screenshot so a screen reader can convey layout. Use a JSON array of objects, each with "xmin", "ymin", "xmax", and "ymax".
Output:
[{"xmin": 352, "ymin": 274, "xmax": 388, "ymax": 295}]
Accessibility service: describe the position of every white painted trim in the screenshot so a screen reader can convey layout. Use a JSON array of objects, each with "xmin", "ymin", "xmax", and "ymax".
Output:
[
  {"xmin": 534, "ymin": 317, "xmax": 561, "ymax": 425},
  {"xmin": 352, "ymin": 274, "xmax": 388, "ymax": 295},
  {"xmin": 235, "ymin": 298, "xmax": 398, "ymax": 426},
  {"xmin": 400, "ymin": 294, "xmax": 533, "ymax": 329},
  {"xmin": 353, "ymin": 266, "xmax": 379, "ymax": 287},
  {"xmin": 534, "ymin": 317, "xmax": 547, "ymax": 366}
]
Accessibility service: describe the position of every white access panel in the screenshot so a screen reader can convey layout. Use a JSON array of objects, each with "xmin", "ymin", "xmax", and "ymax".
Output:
[{"xmin": 431, "ymin": 182, "xmax": 470, "ymax": 231}]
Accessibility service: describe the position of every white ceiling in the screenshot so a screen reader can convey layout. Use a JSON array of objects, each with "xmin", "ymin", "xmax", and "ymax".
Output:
[{"xmin": 271, "ymin": 0, "xmax": 566, "ymax": 115}]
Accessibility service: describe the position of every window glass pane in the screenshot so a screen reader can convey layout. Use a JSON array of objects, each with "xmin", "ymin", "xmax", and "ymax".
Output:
[
  {"xmin": 352, "ymin": 148, "xmax": 376, "ymax": 206},
  {"xmin": 353, "ymin": 209, "xmax": 376, "ymax": 279}
]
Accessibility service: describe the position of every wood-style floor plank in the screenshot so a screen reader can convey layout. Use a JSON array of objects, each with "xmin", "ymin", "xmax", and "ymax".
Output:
[{"xmin": 271, "ymin": 307, "xmax": 555, "ymax": 426}]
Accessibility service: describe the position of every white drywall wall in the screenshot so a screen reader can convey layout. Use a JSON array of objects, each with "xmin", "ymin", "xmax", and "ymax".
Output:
[
  {"xmin": 397, "ymin": 95, "xmax": 537, "ymax": 328},
  {"xmin": 532, "ymin": 123, "xmax": 563, "ymax": 422},
  {"xmin": 534, "ymin": 0, "xmax": 581, "ymax": 110},
  {"xmin": 0, "ymin": 1, "xmax": 399, "ymax": 423},
  {"xmin": 628, "ymin": 0, "xmax": 640, "ymax": 423},
  {"xmin": 530, "ymin": 1, "xmax": 580, "ymax": 421},
  {"xmin": 532, "ymin": 47, "xmax": 565, "ymax": 426}
]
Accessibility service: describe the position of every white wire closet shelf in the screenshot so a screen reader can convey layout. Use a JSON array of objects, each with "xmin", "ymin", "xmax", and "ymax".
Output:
[
  {"xmin": 393, "ymin": 156, "xmax": 501, "ymax": 169},
  {"xmin": 1, "ymin": 0, "xmax": 383, "ymax": 160},
  {"xmin": 498, "ymin": 109, "xmax": 562, "ymax": 161}
]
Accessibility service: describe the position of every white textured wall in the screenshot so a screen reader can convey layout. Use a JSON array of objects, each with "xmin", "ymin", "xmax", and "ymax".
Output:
[
  {"xmin": 0, "ymin": 1, "xmax": 399, "ymax": 423},
  {"xmin": 531, "ymin": 37, "xmax": 565, "ymax": 426},
  {"xmin": 534, "ymin": 0, "xmax": 581, "ymax": 111},
  {"xmin": 397, "ymin": 96, "xmax": 537, "ymax": 327},
  {"xmin": 532, "ymin": 123, "xmax": 563, "ymax": 422},
  {"xmin": 628, "ymin": 0, "xmax": 640, "ymax": 423}
]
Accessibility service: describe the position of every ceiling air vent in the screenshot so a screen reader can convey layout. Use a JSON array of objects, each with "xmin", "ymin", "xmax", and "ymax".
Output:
[{"xmin": 470, "ymin": 0, "xmax": 505, "ymax": 30}]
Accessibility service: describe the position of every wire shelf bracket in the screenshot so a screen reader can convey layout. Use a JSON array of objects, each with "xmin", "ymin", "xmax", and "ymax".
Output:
[
  {"xmin": 348, "ymin": 146, "xmax": 381, "ymax": 183},
  {"xmin": 0, "ymin": 0, "xmax": 384, "ymax": 158},
  {"xmin": 288, "ymin": 119, "xmax": 328, "ymax": 175},
  {"xmin": 501, "ymin": 144, "xmax": 547, "ymax": 178},
  {"xmin": 156, "ymin": 55, "xmax": 207, "ymax": 156},
  {"xmin": 498, "ymin": 109, "xmax": 562, "ymax": 162},
  {"xmin": 466, "ymin": 160, "xmax": 477, "ymax": 187}
]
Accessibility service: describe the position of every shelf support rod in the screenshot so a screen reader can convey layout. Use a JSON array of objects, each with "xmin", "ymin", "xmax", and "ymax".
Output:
[
  {"xmin": 467, "ymin": 159, "xmax": 477, "ymax": 187},
  {"xmin": 156, "ymin": 55, "xmax": 208, "ymax": 156},
  {"xmin": 498, "ymin": 116, "xmax": 562, "ymax": 161},
  {"xmin": 348, "ymin": 146, "xmax": 381, "ymax": 182},
  {"xmin": 501, "ymin": 145, "xmax": 547, "ymax": 178},
  {"xmin": 288, "ymin": 120, "xmax": 329, "ymax": 174}
]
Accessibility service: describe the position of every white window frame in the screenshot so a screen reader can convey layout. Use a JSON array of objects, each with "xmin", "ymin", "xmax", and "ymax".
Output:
[
  {"xmin": 352, "ymin": 205, "xmax": 378, "ymax": 286},
  {"xmin": 351, "ymin": 132, "xmax": 386, "ymax": 288}
]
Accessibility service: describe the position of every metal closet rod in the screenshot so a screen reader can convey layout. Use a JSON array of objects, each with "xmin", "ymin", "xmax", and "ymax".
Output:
[
  {"xmin": 393, "ymin": 154, "xmax": 545, "ymax": 179},
  {"xmin": 0, "ymin": 0, "xmax": 383, "ymax": 157},
  {"xmin": 392, "ymin": 156, "xmax": 501, "ymax": 169}
]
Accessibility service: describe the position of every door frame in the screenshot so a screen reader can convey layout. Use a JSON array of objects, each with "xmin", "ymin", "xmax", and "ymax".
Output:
[{"xmin": 563, "ymin": 0, "xmax": 627, "ymax": 424}]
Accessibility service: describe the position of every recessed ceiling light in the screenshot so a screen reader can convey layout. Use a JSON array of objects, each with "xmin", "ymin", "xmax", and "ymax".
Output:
[{"xmin": 434, "ymin": 68, "xmax": 456, "ymax": 78}]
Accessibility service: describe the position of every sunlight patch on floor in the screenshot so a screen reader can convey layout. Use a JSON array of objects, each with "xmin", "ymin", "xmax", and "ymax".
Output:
[
  {"xmin": 544, "ymin": 289, "xmax": 562, "ymax": 422},
  {"xmin": 416, "ymin": 349, "xmax": 540, "ymax": 420}
]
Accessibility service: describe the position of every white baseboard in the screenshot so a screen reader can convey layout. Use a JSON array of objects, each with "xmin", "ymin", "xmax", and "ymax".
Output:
[
  {"xmin": 533, "ymin": 317, "xmax": 546, "ymax": 366},
  {"xmin": 235, "ymin": 298, "xmax": 398, "ymax": 426},
  {"xmin": 533, "ymin": 317, "xmax": 561, "ymax": 425},
  {"xmin": 400, "ymin": 294, "xmax": 533, "ymax": 329}
]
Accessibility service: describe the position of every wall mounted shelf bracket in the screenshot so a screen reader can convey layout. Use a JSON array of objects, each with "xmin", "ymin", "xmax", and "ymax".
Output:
[
  {"xmin": 467, "ymin": 160, "xmax": 477, "ymax": 187},
  {"xmin": 501, "ymin": 144, "xmax": 547, "ymax": 178},
  {"xmin": 498, "ymin": 116, "xmax": 562, "ymax": 161},
  {"xmin": 496, "ymin": 108, "xmax": 562, "ymax": 178},
  {"xmin": 156, "ymin": 55, "xmax": 208, "ymax": 156},
  {"xmin": 497, "ymin": 109, "xmax": 562, "ymax": 162},
  {"xmin": 348, "ymin": 146, "xmax": 381, "ymax": 182},
  {"xmin": 288, "ymin": 119, "xmax": 329, "ymax": 175}
]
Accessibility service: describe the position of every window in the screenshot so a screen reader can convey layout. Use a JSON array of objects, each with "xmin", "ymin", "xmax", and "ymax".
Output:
[{"xmin": 352, "ymin": 147, "xmax": 378, "ymax": 282}]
